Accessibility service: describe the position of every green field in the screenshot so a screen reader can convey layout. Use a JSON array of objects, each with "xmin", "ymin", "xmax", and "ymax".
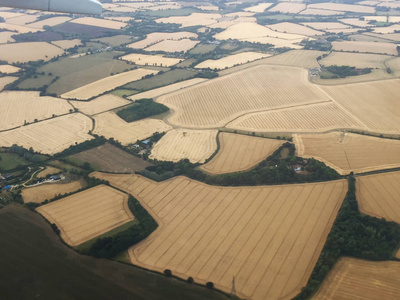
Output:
[
  {"xmin": 0, "ymin": 153, "xmax": 29, "ymax": 171},
  {"xmin": 0, "ymin": 205, "xmax": 230, "ymax": 300},
  {"xmin": 189, "ymin": 44, "xmax": 217, "ymax": 54},
  {"xmin": 112, "ymin": 89, "xmax": 138, "ymax": 98}
]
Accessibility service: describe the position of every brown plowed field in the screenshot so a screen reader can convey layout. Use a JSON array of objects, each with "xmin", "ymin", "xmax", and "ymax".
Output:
[
  {"xmin": 37, "ymin": 185, "xmax": 134, "ymax": 246},
  {"xmin": 313, "ymin": 257, "xmax": 400, "ymax": 300},
  {"xmin": 92, "ymin": 172, "xmax": 347, "ymax": 300},
  {"xmin": 200, "ymin": 133, "xmax": 284, "ymax": 174},
  {"xmin": 22, "ymin": 181, "xmax": 83, "ymax": 203},
  {"xmin": 356, "ymin": 171, "xmax": 400, "ymax": 224}
]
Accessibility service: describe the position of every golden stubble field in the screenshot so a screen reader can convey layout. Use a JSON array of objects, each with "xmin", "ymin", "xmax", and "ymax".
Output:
[
  {"xmin": 200, "ymin": 133, "xmax": 284, "ymax": 174},
  {"xmin": 0, "ymin": 91, "xmax": 73, "ymax": 130},
  {"xmin": 127, "ymin": 32, "xmax": 198, "ymax": 49},
  {"xmin": 320, "ymin": 52, "xmax": 392, "ymax": 69},
  {"xmin": 150, "ymin": 129, "xmax": 218, "ymax": 163},
  {"xmin": 120, "ymin": 53, "xmax": 181, "ymax": 67},
  {"xmin": 92, "ymin": 172, "xmax": 347, "ymax": 300},
  {"xmin": 158, "ymin": 65, "xmax": 330, "ymax": 128},
  {"xmin": 36, "ymin": 166, "xmax": 61, "ymax": 178},
  {"xmin": 0, "ymin": 42, "xmax": 64, "ymax": 63},
  {"xmin": 313, "ymin": 257, "xmax": 400, "ymax": 300},
  {"xmin": 332, "ymin": 41, "xmax": 398, "ymax": 55},
  {"xmin": 37, "ymin": 185, "xmax": 134, "ymax": 246},
  {"xmin": 295, "ymin": 133, "xmax": 400, "ymax": 174},
  {"xmin": 71, "ymin": 17, "xmax": 126, "ymax": 29},
  {"xmin": 194, "ymin": 52, "xmax": 271, "ymax": 70},
  {"xmin": 356, "ymin": 171, "xmax": 400, "ymax": 224},
  {"xmin": 71, "ymin": 94, "xmax": 130, "ymax": 115},
  {"xmin": 22, "ymin": 181, "xmax": 83, "ymax": 203},
  {"xmin": 145, "ymin": 39, "xmax": 199, "ymax": 53}
]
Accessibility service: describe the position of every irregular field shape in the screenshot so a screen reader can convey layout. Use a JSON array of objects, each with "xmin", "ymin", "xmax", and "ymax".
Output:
[
  {"xmin": 267, "ymin": 22, "xmax": 324, "ymax": 36},
  {"xmin": 301, "ymin": 22, "xmax": 351, "ymax": 30},
  {"xmin": 226, "ymin": 102, "xmax": 364, "ymax": 134},
  {"xmin": 373, "ymin": 24, "xmax": 400, "ymax": 34},
  {"xmin": 308, "ymin": 3, "xmax": 375, "ymax": 13},
  {"xmin": 70, "ymin": 17, "xmax": 126, "ymax": 29},
  {"xmin": 332, "ymin": 41, "xmax": 398, "ymax": 56},
  {"xmin": 51, "ymin": 39, "xmax": 81, "ymax": 49},
  {"xmin": 0, "ymin": 32, "xmax": 15, "ymax": 44},
  {"xmin": 326, "ymin": 28, "xmax": 363, "ymax": 34},
  {"xmin": 364, "ymin": 16, "xmax": 400, "ymax": 23},
  {"xmin": 158, "ymin": 65, "xmax": 331, "ymax": 128},
  {"xmin": 296, "ymin": 133, "xmax": 400, "ymax": 174},
  {"xmin": 320, "ymin": 52, "xmax": 391, "ymax": 69},
  {"xmin": 156, "ymin": 13, "xmax": 221, "ymax": 27},
  {"xmin": 0, "ymin": 42, "xmax": 64, "ymax": 63},
  {"xmin": 37, "ymin": 185, "xmax": 134, "ymax": 246},
  {"xmin": 28, "ymin": 16, "xmax": 72, "ymax": 29},
  {"xmin": 150, "ymin": 129, "xmax": 218, "ymax": 163},
  {"xmin": 93, "ymin": 112, "xmax": 172, "ymax": 144},
  {"xmin": 22, "ymin": 181, "xmax": 83, "ymax": 204},
  {"xmin": 0, "ymin": 23, "xmax": 42, "ymax": 33},
  {"xmin": 200, "ymin": 133, "xmax": 284, "ymax": 174},
  {"xmin": 0, "ymin": 91, "xmax": 73, "ymax": 130},
  {"xmin": 313, "ymin": 257, "xmax": 400, "ymax": 300},
  {"xmin": 244, "ymin": 3, "xmax": 273, "ymax": 13},
  {"xmin": 268, "ymin": 3, "xmax": 306, "ymax": 13},
  {"xmin": 356, "ymin": 171, "xmax": 400, "ymax": 223},
  {"xmin": 61, "ymin": 69, "xmax": 155, "ymax": 100},
  {"xmin": 339, "ymin": 18, "xmax": 372, "ymax": 27},
  {"xmin": 195, "ymin": 52, "xmax": 271, "ymax": 69},
  {"xmin": 0, "ymin": 65, "xmax": 20, "ymax": 73},
  {"xmin": 0, "ymin": 113, "xmax": 93, "ymax": 155},
  {"xmin": 0, "ymin": 76, "xmax": 17, "ymax": 90},
  {"xmin": 128, "ymin": 78, "xmax": 207, "ymax": 101},
  {"xmin": 145, "ymin": 39, "xmax": 199, "ymax": 52},
  {"xmin": 92, "ymin": 172, "xmax": 347, "ymax": 300},
  {"xmin": 36, "ymin": 166, "xmax": 61, "ymax": 178},
  {"xmin": 120, "ymin": 53, "xmax": 181, "ymax": 67},
  {"xmin": 71, "ymin": 94, "xmax": 130, "ymax": 115},
  {"xmin": 71, "ymin": 143, "xmax": 152, "ymax": 173},
  {"xmin": 5, "ymin": 14, "xmax": 39, "ymax": 25},
  {"xmin": 127, "ymin": 32, "xmax": 198, "ymax": 49},
  {"xmin": 299, "ymin": 8, "xmax": 345, "ymax": 16}
]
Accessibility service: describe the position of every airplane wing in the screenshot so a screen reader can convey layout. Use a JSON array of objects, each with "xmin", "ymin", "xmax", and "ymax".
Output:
[{"xmin": 0, "ymin": 0, "xmax": 102, "ymax": 15}]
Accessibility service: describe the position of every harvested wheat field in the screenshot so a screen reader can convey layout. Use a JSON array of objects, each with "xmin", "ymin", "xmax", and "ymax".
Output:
[
  {"xmin": 5, "ymin": 14, "xmax": 39, "ymax": 25},
  {"xmin": 127, "ymin": 32, "xmax": 198, "ymax": 49},
  {"xmin": 320, "ymin": 52, "xmax": 391, "ymax": 69},
  {"xmin": 356, "ymin": 171, "xmax": 400, "ymax": 223},
  {"xmin": 61, "ymin": 69, "xmax": 155, "ymax": 100},
  {"xmin": 295, "ymin": 132, "xmax": 400, "ymax": 174},
  {"xmin": 244, "ymin": 3, "xmax": 273, "ymax": 13},
  {"xmin": 0, "ymin": 42, "xmax": 64, "ymax": 63},
  {"xmin": 0, "ymin": 91, "xmax": 73, "ymax": 131},
  {"xmin": 195, "ymin": 52, "xmax": 270, "ymax": 69},
  {"xmin": 36, "ymin": 166, "xmax": 61, "ymax": 178},
  {"xmin": 71, "ymin": 94, "xmax": 130, "ymax": 115},
  {"xmin": 301, "ymin": 22, "xmax": 351, "ymax": 31},
  {"xmin": 158, "ymin": 65, "xmax": 330, "ymax": 128},
  {"xmin": 156, "ymin": 13, "xmax": 221, "ymax": 27},
  {"xmin": 332, "ymin": 41, "xmax": 398, "ymax": 56},
  {"xmin": 93, "ymin": 112, "xmax": 172, "ymax": 144},
  {"xmin": 28, "ymin": 16, "xmax": 71, "ymax": 29},
  {"xmin": 339, "ymin": 18, "xmax": 372, "ymax": 27},
  {"xmin": 0, "ymin": 31, "xmax": 15, "ymax": 44},
  {"xmin": 0, "ymin": 65, "xmax": 20, "ymax": 74},
  {"xmin": 0, "ymin": 23, "xmax": 42, "ymax": 33},
  {"xmin": 0, "ymin": 113, "xmax": 93, "ymax": 154},
  {"xmin": 22, "ymin": 181, "xmax": 83, "ymax": 204},
  {"xmin": 269, "ymin": 3, "xmax": 306, "ymax": 14},
  {"xmin": 92, "ymin": 172, "xmax": 347, "ymax": 300},
  {"xmin": 150, "ymin": 129, "xmax": 218, "ymax": 163},
  {"xmin": 267, "ymin": 22, "xmax": 324, "ymax": 36},
  {"xmin": 51, "ymin": 39, "xmax": 81, "ymax": 50},
  {"xmin": 299, "ymin": 8, "xmax": 345, "ymax": 16},
  {"xmin": 313, "ymin": 257, "xmax": 400, "ymax": 300},
  {"xmin": 200, "ymin": 133, "xmax": 284, "ymax": 174},
  {"xmin": 37, "ymin": 185, "xmax": 134, "ymax": 246},
  {"xmin": 307, "ymin": 2, "xmax": 375, "ymax": 13},
  {"xmin": 145, "ymin": 39, "xmax": 199, "ymax": 52},
  {"xmin": 0, "ymin": 76, "xmax": 17, "ymax": 91},
  {"xmin": 71, "ymin": 17, "xmax": 126, "ymax": 29},
  {"xmin": 226, "ymin": 102, "xmax": 365, "ymax": 133},
  {"xmin": 129, "ymin": 78, "xmax": 207, "ymax": 101},
  {"xmin": 120, "ymin": 53, "xmax": 181, "ymax": 67}
]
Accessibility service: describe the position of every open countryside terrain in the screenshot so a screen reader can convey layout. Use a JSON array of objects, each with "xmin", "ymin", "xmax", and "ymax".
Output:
[
  {"xmin": 71, "ymin": 94, "xmax": 130, "ymax": 116},
  {"xmin": 92, "ymin": 172, "xmax": 347, "ymax": 300},
  {"xmin": 0, "ymin": 42, "xmax": 64, "ymax": 63},
  {"xmin": 195, "ymin": 52, "xmax": 270, "ymax": 70},
  {"xmin": 22, "ymin": 181, "xmax": 84, "ymax": 204},
  {"xmin": 37, "ymin": 185, "xmax": 134, "ymax": 246}
]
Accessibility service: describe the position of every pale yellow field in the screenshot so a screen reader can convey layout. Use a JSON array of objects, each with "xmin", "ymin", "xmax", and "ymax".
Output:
[
  {"xmin": 378, "ymin": 2, "xmax": 400, "ymax": 8},
  {"xmin": 244, "ymin": 3, "xmax": 273, "ymax": 13},
  {"xmin": 0, "ymin": 113, "xmax": 93, "ymax": 154},
  {"xmin": 0, "ymin": 65, "xmax": 20, "ymax": 74},
  {"xmin": 200, "ymin": 133, "xmax": 284, "ymax": 174},
  {"xmin": 145, "ymin": 39, "xmax": 199, "ymax": 52},
  {"xmin": 313, "ymin": 257, "xmax": 400, "ymax": 300},
  {"xmin": 0, "ymin": 91, "xmax": 73, "ymax": 130},
  {"xmin": 120, "ymin": 53, "xmax": 181, "ymax": 67},
  {"xmin": 36, "ymin": 166, "xmax": 62, "ymax": 178},
  {"xmin": 302, "ymin": 22, "xmax": 351, "ymax": 30},
  {"xmin": 61, "ymin": 69, "xmax": 155, "ymax": 100},
  {"xmin": 339, "ymin": 18, "xmax": 372, "ymax": 27},
  {"xmin": 0, "ymin": 42, "xmax": 64, "ymax": 63},
  {"xmin": 332, "ymin": 41, "xmax": 398, "ymax": 55},
  {"xmin": 307, "ymin": 3, "xmax": 375, "ymax": 13},
  {"xmin": 22, "ymin": 181, "xmax": 83, "ymax": 204},
  {"xmin": 51, "ymin": 39, "xmax": 81, "ymax": 49},
  {"xmin": 296, "ymin": 132, "xmax": 400, "ymax": 174},
  {"xmin": 127, "ymin": 32, "xmax": 198, "ymax": 49},
  {"xmin": 269, "ymin": 3, "xmax": 306, "ymax": 13},
  {"xmin": 356, "ymin": 171, "xmax": 400, "ymax": 223},
  {"xmin": 37, "ymin": 185, "xmax": 134, "ymax": 246},
  {"xmin": 129, "ymin": 78, "xmax": 207, "ymax": 101},
  {"xmin": 0, "ymin": 76, "xmax": 17, "ymax": 91},
  {"xmin": 364, "ymin": 16, "xmax": 400, "ymax": 23},
  {"xmin": 0, "ymin": 31, "xmax": 15, "ymax": 44},
  {"xmin": 267, "ymin": 22, "xmax": 324, "ymax": 36},
  {"xmin": 326, "ymin": 28, "xmax": 363, "ymax": 34},
  {"xmin": 158, "ymin": 65, "xmax": 330, "ymax": 128},
  {"xmin": 92, "ymin": 172, "xmax": 347, "ymax": 300},
  {"xmin": 225, "ymin": 11, "xmax": 255, "ymax": 17},
  {"xmin": 320, "ymin": 52, "xmax": 391, "ymax": 69},
  {"xmin": 71, "ymin": 94, "xmax": 130, "ymax": 115},
  {"xmin": 93, "ymin": 112, "xmax": 172, "ymax": 144},
  {"xmin": 357, "ymin": 0, "xmax": 380, "ymax": 6},
  {"xmin": 0, "ymin": 23, "xmax": 42, "ymax": 33},
  {"xmin": 0, "ymin": 12, "xmax": 25, "ymax": 19},
  {"xmin": 28, "ymin": 16, "xmax": 72, "ymax": 29},
  {"xmin": 156, "ymin": 13, "xmax": 221, "ymax": 27},
  {"xmin": 198, "ymin": 5, "xmax": 220, "ymax": 11},
  {"xmin": 226, "ymin": 102, "xmax": 365, "ymax": 134},
  {"xmin": 195, "ymin": 52, "xmax": 271, "ymax": 69},
  {"xmin": 373, "ymin": 24, "xmax": 400, "ymax": 34},
  {"xmin": 71, "ymin": 17, "xmax": 126, "ymax": 29},
  {"xmin": 150, "ymin": 129, "xmax": 218, "ymax": 163},
  {"xmin": 299, "ymin": 8, "xmax": 345, "ymax": 15},
  {"xmin": 6, "ymin": 14, "xmax": 39, "ymax": 25}
]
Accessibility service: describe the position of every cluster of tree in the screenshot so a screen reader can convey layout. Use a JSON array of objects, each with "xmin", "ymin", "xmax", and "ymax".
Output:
[
  {"xmin": 84, "ymin": 195, "xmax": 158, "ymax": 259},
  {"xmin": 304, "ymin": 40, "xmax": 332, "ymax": 51},
  {"xmin": 294, "ymin": 175, "xmax": 400, "ymax": 299},
  {"xmin": 326, "ymin": 65, "xmax": 372, "ymax": 78},
  {"xmin": 8, "ymin": 144, "xmax": 42, "ymax": 163},
  {"xmin": 116, "ymin": 98, "xmax": 169, "ymax": 123},
  {"xmin": 195, "ymin": 71, "xmax": 219, "ymax": 79}
]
